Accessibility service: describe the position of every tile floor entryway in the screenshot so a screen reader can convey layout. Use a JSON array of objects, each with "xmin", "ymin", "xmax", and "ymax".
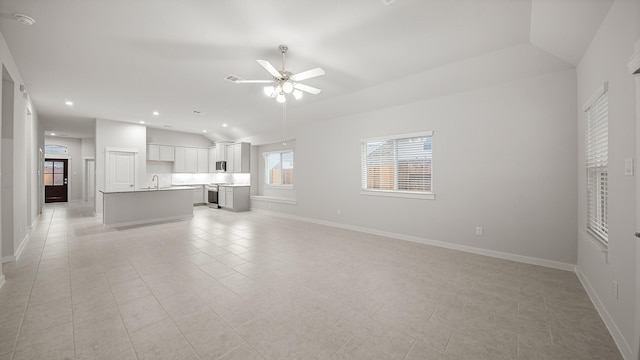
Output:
[{"xmin": 0, "ymin": 203, "xmax": 622, "ymax": 360}]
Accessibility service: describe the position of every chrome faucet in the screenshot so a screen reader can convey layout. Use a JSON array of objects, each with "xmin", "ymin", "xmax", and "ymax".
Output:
[{"xmin": 152, "ymin": 175, "xmax": 159, "ymax": 190}]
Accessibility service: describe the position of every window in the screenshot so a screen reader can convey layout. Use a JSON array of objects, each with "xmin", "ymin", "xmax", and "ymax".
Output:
[
  {"xmin": 585, "ymin": 86, "xmax": 608, "ymax": 244},
  {"xmin": 44, "ymin": 145, "xmax": 68, "ymax": 155},
  {"xmin": 361, "ymin": 131, "xmax": 433, "ymax": 199},
  {"xmin": 44, "ymin": 160, "xmax": 65, "ymax": 186},
  {"xmin": 265, "ymin": 151, "xmax": 294, "ymax": 186}
]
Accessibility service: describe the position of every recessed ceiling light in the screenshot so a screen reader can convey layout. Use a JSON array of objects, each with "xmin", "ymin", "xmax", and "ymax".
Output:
[
  {"xmin": 153, "ymin": 111, "xmax": 159, "ymax": 116},
  {"xmin": 65, "ymin": 100, "xmax": 73, "ymax": 106},
  {"xmin": 202, "ymin": 130, "xmax": 207, "ymax": 133},
  {"xmin": 222, "ymin": 123, "xmax": 228, "ymax": 127},
  {"xmin": 14, "ymin": 14, "xmax": 35, "ymax": 26},
  {"xmin": 139, "ymin": 121, "xmax": 145, "ymax": 124},
  {"xmin": 50, "ymin": 132, "xmax": 56, "ymax": 136}
]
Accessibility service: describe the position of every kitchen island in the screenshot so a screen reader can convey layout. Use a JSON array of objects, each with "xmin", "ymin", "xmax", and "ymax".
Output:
[{"xmin": 100, "ymin": 186, "xmax": 194, "ymax": 227}]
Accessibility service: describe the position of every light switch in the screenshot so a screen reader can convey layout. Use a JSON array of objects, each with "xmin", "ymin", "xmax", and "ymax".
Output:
[{"xmin": 624, "ymin": 158, "xmax": 634, "ymax": 176}]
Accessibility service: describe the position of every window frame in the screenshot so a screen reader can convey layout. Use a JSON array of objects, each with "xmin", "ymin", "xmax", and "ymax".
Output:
[
  {"xmin": 584, "ymin": 82, "xmax": 608, "ymax": 245},
  {"xmin": 360, "ymin": 130, "xmax": 435, "ymax": 200},
  {"xmin": 263, "ymin": 150, "xmax": 294, "ymax": 189}
]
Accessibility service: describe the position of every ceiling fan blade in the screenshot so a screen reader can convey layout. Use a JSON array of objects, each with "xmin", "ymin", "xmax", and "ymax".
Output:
[
  {"xmin": 256, "ymin": 60, "xmax": 282, "ymax": 78},
  {"xmin": 235, "ymin": 80, "xmax": 273, "ymax": 84},
  {"xmin": 290, "ymin": 68, "xmax": 325, "ymax": 81},
  {"xmin": 225, "ymin": 75, "xmax": 273, "ymax": 84},
  {"xmin": 294, "ymin": 83, "xmax": 322, "ymax": 95}
]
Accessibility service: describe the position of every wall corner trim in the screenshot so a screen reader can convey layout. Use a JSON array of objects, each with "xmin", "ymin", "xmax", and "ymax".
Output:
[
  {"xmin": 576, "ymin": 266, "xmax": 634, "ymax": 360},
  {"xmin": 0, "ymin": 275, "xmax": 5, "ymax": 289}
]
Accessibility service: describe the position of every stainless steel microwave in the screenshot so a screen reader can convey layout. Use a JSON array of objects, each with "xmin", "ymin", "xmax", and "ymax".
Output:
[{"xmin": 215, "ymin": 161, "xmax": 226, "ymax": 171}]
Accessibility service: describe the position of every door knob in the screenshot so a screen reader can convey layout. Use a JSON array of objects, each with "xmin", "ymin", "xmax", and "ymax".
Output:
[{"xmin": 635, "ymin": 232, "xmax": 640, "ymax": 238}]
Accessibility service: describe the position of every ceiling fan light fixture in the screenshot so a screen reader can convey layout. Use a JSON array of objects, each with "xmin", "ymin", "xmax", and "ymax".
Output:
[
  {"xmin": 276, "ymin": 93, "xmax": 286, "ymax": 103},
  {"xmin": 293, "ymin": 89, "xmax": 303, "ymax": 100},
  {"xmin": 264, "ymin": 86, "xmax": 275, "ymax": 96},
  {"xmin": 282, "ymin": 81, "xmax": 294, "ymax": 94}
]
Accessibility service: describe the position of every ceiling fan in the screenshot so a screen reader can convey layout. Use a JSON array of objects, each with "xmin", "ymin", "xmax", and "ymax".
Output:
[{"xmin": 225, "ymin": 44, "xmax": 325, "ymax": 103}]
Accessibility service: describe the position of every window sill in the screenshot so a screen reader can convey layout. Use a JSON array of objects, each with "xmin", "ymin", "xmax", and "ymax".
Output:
[
  {"xmin": 360, "ymin": 190, "xmax": 435, "ymax": 200},
  {"xmin": 264, "ymin": 184, "xmax": 295, "ymax": 190},
  {"xmin": 250, "ymin": 195, "xmax": 298, "ymax": 205}
]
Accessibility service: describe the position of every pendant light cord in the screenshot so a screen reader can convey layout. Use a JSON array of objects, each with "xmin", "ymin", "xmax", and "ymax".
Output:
[{"xmin": 282, "ymin": 101, "xmax": 287, "ymax": 146}]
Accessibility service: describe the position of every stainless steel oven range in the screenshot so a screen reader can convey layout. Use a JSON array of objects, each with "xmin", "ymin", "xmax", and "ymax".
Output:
[{"xmin": 206, "ymin": 184, "xmax": 220, "ymax": 208}]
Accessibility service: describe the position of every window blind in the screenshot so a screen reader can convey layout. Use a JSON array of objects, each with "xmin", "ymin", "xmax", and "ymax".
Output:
[
  {"xmin": 586, "ymin": 91, "xmax": 608, "ymax": 243},
  {"xmin": 361, "ymin": 132, "xmax": 432, "ymax": 193}
]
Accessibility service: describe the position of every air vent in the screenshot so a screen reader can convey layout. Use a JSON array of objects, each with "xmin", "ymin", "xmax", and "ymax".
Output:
[{"xmin": 225, "ymin": 75, "xmax": 243, "ymax": 83}]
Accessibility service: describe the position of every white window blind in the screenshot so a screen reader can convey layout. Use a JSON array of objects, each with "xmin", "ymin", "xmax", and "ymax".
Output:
[
  {"xmin": 361, "ymin": 131, "xmax": 433, "ymax": 195},
  {"xmin": 586, "ymin": 90, "xmax": 608, "ymax": 243}
]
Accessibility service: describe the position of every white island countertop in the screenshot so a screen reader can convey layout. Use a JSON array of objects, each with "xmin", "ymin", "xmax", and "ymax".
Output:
[
  {"xmin": 100, "ymin": 187, "xmax": 194, "ymax": 226},
  {"xmin": 100, "ymin": 186, "xmax": 197, "ymax": 194}
]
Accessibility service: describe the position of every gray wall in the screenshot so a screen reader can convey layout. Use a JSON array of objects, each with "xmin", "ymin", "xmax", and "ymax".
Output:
[
  {"xmin": 575, "ymin": 0, "xmax": 639, "ymax": 357},
  {"xmin": 250, "ymin": 68, "xmax": 578, "ymax": 267},
  {"xmin": 95, "ymin": 119, "xmax": 147, "ymax": 215},
  {"xmin": 0, "ymin": 30, "xmax": 42, "ymax": 266}
]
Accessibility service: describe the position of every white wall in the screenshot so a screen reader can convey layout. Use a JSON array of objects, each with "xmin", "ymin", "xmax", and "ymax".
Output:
[
  {"xmin": 250, "ymin": 69, "xmax": 578, "ymax": 266},
  {"xmin": 45, "ymin": 136, "xmax": 83, "ymax": 202},
  {"xmin": 95, "ymin": 119, "xmax": 146, "ymax": 215},
  {"xmin": 576, "ymin": 0, "xmax": 639, "ymax": 358},
  {"xmin": 146, "ymin": 127, "xmax": 213, "ymax": 148}
]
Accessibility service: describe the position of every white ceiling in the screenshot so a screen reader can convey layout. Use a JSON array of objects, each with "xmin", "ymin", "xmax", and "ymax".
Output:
[{"xmin": 0, "ymin": 0, "xmax": 612, "ymax": 142}]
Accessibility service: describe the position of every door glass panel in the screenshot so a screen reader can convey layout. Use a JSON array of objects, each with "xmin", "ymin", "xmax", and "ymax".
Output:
[
  {"xmin": 53, "ymin": 174, "xmax": 64, "ymax": 185},
  {"xmin": 44, "ymin": 174, "xmax": 53, "ymax": 185},
  {"xmin": 54, "ymin": 162, "xmax": 64, "ymax": 173},
  {"xmin": 44, "ymin": 161, "xmax": 53, "ymax": 174}
]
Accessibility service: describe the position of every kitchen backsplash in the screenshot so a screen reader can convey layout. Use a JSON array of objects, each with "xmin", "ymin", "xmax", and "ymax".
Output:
[{"xmin": 170, "ymin": 172, "xmax": 251, "ymax": 185}]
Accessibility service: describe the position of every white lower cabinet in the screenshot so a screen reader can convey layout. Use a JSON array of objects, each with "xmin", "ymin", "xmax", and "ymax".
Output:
[
  {"xmin": 218, "ymin": 186, "xmax": 249, "ymax": 211},
  {"xmin": 192, "ymin": 185, "xmax": 205, "ymax": 205}
]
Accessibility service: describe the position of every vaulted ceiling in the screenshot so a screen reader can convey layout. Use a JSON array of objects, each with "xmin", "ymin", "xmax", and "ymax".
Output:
[{"xmin": 0, "ymin": 0, "xmax": 613, "ymax": 142}]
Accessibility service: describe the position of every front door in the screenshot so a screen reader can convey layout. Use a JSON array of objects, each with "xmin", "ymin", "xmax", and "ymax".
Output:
[{"xmin": 44, "ymin": 159, "xmax": 68, "ymax": 203}]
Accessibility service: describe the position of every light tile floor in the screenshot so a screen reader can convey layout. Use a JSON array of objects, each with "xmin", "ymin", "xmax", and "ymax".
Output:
[{"xmin": 0, "ymin": 203, "xmax": 622, "ymax": 360}]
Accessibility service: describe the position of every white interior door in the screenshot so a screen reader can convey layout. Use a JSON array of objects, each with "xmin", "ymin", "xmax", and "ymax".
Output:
[
  {"xmin": 631, "ymin": 48, "xmax": 640, "ymax": 360},
  {"xmin": 106, "ymin": 150, "xmax": 137, "ymax": 192}
]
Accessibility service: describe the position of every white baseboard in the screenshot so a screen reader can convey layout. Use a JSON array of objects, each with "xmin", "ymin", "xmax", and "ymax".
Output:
[
  {"xmin": 1, "ymin": 233, "xmax": 30, "ymax": 264},
  {"xmin": 14, "ymin": 234, "xmax": 29, "ymax": 262},
  {"xmin": 576, "ymin": 266, "xmax": 633, "ymax": 360},
  {"xmin": 0, "ymin": 274, "xmax": 5, "ymax": 289},
  {"xmin": 252, "ymin": 209, "xmax": 575, "ymax": 271}
]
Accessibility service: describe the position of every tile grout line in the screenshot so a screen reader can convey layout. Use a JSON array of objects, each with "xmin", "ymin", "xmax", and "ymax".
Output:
[{"xmin": 9, "ymin": 207, "xmax": 55, "ymax": 360}]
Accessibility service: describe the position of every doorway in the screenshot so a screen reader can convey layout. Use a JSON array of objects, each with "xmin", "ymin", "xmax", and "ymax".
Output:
[{"xmin": 44, "ymin": 158, "xmax": 68, "ymax": 203}]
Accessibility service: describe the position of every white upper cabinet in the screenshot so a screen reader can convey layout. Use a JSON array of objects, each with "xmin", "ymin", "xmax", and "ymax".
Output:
[
  {"xmin": 197, "ymin": 148, "xmax": 209, "ymax": 173},
  {"xmin": 147, "ymin": 144, "xmax": 175, "ymax": 161},
  {"xmin": 225, "ymin": 142, "xmax": 250, "ymax": 173},
  {"xmin": 173, "ymin": 146, "xmax": 210, "ymax": 173},
  {"xmin": 159, "ymin": 146, "xmax": 174, "ymax": 161},
  {"xmin": 173, "ymin": 147, "xmax": 185, "ymax": 172}
]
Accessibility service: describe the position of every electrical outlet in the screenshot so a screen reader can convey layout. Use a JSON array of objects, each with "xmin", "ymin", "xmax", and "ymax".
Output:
[
  {"xmin": 612, "ymin": 280, "xmax": 619, "ymax": 300},
  {"xmin": 337, "ymin": 209, "xmax": 342, "ymax": 215},
  {"xmin": 624, "ymin": 158, "xmax": 634, "ymax": 176},
  {"xmin": 475, "ymin": 226, "xmax": 483, "ymax": 236}
]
